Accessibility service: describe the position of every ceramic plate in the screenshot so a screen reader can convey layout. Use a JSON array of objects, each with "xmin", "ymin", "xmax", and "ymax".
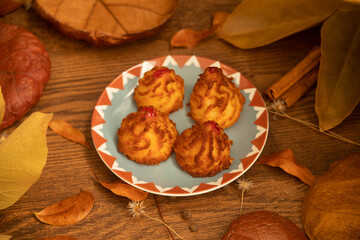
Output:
[{"xmin": 91, "ymin": 55, "xmax": 268, "ymax": 196}]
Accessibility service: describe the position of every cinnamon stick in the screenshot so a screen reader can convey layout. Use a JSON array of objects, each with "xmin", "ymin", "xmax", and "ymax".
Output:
[
  {"xmin": 264, "ymin": 46, "xmax": 321, "ymax": 100},
  {"xmin": 281, "ymin": 65, "xmax": 319, "ymax": 107}
]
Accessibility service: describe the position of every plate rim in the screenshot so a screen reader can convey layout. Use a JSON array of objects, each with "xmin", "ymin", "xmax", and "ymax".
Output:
[{"xmin": 91, "ymin": 54, "xmax": 269, "ymax": 197}]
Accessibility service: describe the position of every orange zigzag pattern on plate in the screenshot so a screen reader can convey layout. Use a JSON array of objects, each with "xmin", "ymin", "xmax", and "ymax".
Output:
[{"xmin": 91, "ymin": 55, "xmax": 268, "ymax": 196}]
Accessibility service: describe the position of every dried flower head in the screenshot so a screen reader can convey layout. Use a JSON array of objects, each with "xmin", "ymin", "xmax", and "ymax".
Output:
[
  {"xmin": 237, "ymin": 178, "xmax": 253, "ymax": 192},
  {"xmin": 128, "ymin": 200, "xmax": 185, "ymax": 239},
  {"xmin": 128, "ymin": 201, "xmax": 146, "ymax": 218},
  {"xmin": 268, "ymin": 99, "xmax": 286, "ymax": 113},
  {"xmin": 237, "ymin": 178, "xmax": 253, "ymax": 214}
]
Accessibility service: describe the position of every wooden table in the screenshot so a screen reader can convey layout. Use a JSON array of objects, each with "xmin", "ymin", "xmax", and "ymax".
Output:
[{"xmin": 1, "ymin": 1, "xmax": 359, "ymax": 239}]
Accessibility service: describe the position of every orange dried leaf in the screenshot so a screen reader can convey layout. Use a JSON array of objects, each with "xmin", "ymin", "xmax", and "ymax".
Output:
[
  {"xmin": 171, "ymin": 27, "xmax": 216, "ymax": 48},
  {"xmin": 35, "ymin": 190, "xmax": 94, "ymax": 225},
  {"xmin": 36, "ymin": 236, "xmax": 78, "ymax": 240},
  {"xmin": 49, "ymin": 120, "xmax": 89, "ymax": 148},
  {"xmin": 258, "ymin": 149, "xmax": 315, "ymax": 186},
  {"xmin": 212, "ymin": 11, "xmax": 229, "ymax": 29},
  {"xmin": 171, "ymin": 11, "xmax": 227, "ymax": 48},
  {"xmin": 93, "ymin": 171, "xmax": 148, "ymax": 201}
]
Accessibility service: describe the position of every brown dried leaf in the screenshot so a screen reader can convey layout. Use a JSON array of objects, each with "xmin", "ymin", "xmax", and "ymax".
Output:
[
  {"xmin": 36, "ymin": 237, "xmax": 78, "ymax": 240},
  {"xmin": 0, "ymin": 0, "xmax": 23, "ymax": 16},
  {"xmin": 171, "ymin": 11, "xmax": 228, "ymax": 48},
  {"xmin": 33, "ymin": 0, "xmax": 178, "ymax": 46},
  {"xmin": 93, "ymin": 171, "xmax": 148, "ymax": 201},
  {"xmin": 258, "ymin": 149, "xmax": 315, "ymax": 186},
  {"xmin": 0, "ymin": 23, "xmax": 50, "ymax": 129},
  {"xmin": 217, "ymin": 0, "xmax": 338, "ymax": 49},
  {"xmin": 35, "ymin": 190, "xmax": 94, "ymax": 225},
  {"xmin": 315, "ymin": 8, "xmax": 360, "ymax": 131},
  {"xmin": 49, "ymin": 120, "xmax": 89, "ymax": 148},
  {"xmin": 302, "ymin": 152, "xmax": 360, "ymax": 240}
]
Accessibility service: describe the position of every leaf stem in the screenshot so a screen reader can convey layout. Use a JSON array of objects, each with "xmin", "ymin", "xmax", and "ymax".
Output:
[
  {"xmin": 142, "ymin": 212, "xmax": 185, "ymax": 240},
  {"xmin": 154, "ymin": 195, "xmax": 175, "ymax": 240},
  {"xmin": 269, "ymin": 110, "xmax": 360, "ymax": 147}
]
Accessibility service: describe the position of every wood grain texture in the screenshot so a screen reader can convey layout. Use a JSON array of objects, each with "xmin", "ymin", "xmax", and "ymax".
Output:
[{"xmin": 1, "ymin": 1, "xmax": 360, "ymax": 239}]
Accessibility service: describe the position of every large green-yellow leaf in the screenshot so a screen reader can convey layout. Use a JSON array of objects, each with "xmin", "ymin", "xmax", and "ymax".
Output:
[
  {"xmin": 315, "ymin": 8, "xmax": 360, "ymax": 131},
  {"xmin": 217, "ymin": 0, "xmax": 338, "ymax": 49},
  {"xmin": 0, "ymin": 112, "xmax": 53, "ymax": 210},
  {"xmin": 0, "ymin": 86, "xmax": 5, "ymax": 125}
]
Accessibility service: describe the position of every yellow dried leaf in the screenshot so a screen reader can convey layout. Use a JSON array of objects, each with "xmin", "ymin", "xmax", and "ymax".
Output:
[
  {"xmin": 0, "ymin": 235, "xmax": 12, "ymax": 240},
  {"xmin": 35, "ymin": 190, "xmax": 94, "ymax": 225},
  {"xmin": 0, "ymin": 112, "xmax": 53, "ymax": 210},
  {"xmin": 49, "ymin": 120, "xmax": 89, "ymax": 148}
]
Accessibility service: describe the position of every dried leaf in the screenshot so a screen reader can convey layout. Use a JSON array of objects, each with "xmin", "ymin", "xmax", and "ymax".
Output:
[
  {"xmin": 0, "ymin": 112, "xmax": 52, "ymax": 210},
  {"xmin": 0, "ymin": 234, "xmax": 12, "ymax": 240},
  {"xmin": 302, "ymin": 152, "xmax": 360, "ymax": 240},
  {"xmin": 35, "ymin": 190, "xmax": 94, "ymax": 225},
  {"xmin": 0, "ymin": 23, "xmax": 51, "ymax": 129},
  {"xmin": 217, "ymin": 0, "xmax": 338, "ymax": 49},
  {"xmin": 170, "ymin": 27, "xmax": 216, "ymax": 48},
  {"xmin": 171, "ymin": 11, "xmax": 228, "ymax": 48},
  {"xmin": 49, "ymin": 120, "xmax": 89, "ymax": 148},
  {"xmin": 343, "ymin": 0, "xmax": 360, "ymax": 6},
  {"xmin": 212, "ymin": 11, "xmax": 229, "ymax": 28},
  {"xmin": 0, "ymin": 86, "xmax": 5, "ymax": 125},
  {"xmin": 315, "ymin": 8, "xmax": 360, "ymax": 131},
  {"xmin": 93, "ymin": 171, "xmax": 148, "ymax": 201},
  {"xmin": 257, "ymin": 149, "xmax": 315, "ymax": 186},
  {"xmin": 0, "ymin": 0, "xmax": 23, "ymax": 16},
  {"xmin": 34, "ymin": 0, "xmax": 178, "ymax": 46},
  {"xmin": 36, "ymin": 236, "xmax": 78, "ymax": 240}
]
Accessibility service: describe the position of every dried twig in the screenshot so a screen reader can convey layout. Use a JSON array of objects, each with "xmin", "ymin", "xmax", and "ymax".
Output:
[
  {"xmin": 154, "ymin": 195, "xmax": 175, "ymax": 240},
  {"xmin": 269, "ymin": 110, "xmax": 360, "ymax": 147}
]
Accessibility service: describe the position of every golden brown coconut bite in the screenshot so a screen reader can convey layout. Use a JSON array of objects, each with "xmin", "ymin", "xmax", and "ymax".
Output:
[
  {"xmin": 117, "ymin": 106, "xmax": 178, "ymax": 165},
  {"xmin": 174, "ymin": 121, "xmax": 233, "ymax": 177},
  {"xmin": 190, "ymin": 66, "xmax": 245, "ymax": 129},
  {"xmin": 134, "ymin": 66, "xmax": 184, "ymax": 114}
]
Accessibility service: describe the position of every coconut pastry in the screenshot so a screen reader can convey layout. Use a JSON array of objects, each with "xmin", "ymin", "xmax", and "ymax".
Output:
[
  {"xmin": 134, "ymin": 66, "xmax": 184, "ymax": 114},
  {"xmin": 190, "ymin": 66, "xmax": 245, "ymax": 129},
  {"xmin": 117, "ymin": 106, "xmax": 178, "ymax": 165},
  {"xmin": 174, "ymin": 121, "xmax": 233, "ymax": 177}
]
